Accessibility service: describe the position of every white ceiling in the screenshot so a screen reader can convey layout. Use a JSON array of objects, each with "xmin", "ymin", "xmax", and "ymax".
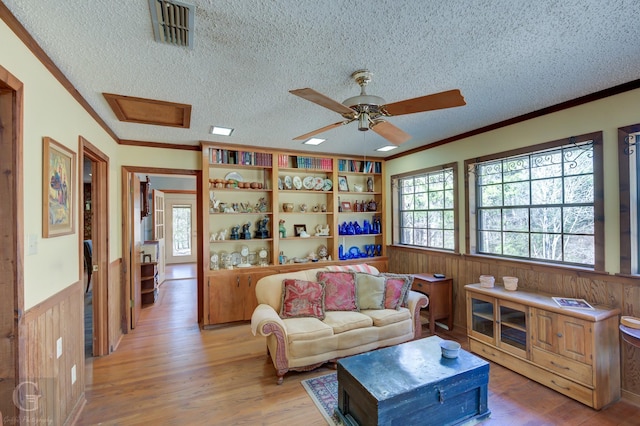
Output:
[{"xmin": 4, "ymin": 1, "xmax": 640, "ymax": 158}]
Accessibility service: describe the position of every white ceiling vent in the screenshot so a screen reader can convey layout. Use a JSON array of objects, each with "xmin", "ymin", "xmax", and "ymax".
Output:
[{"xmin": 148, "ymin": 0, "xmax": 194, "ymax": 48}]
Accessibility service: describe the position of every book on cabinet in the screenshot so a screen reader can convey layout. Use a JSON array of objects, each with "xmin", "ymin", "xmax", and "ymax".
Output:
[{"xmin": 201, "ymin": 143, "xmax": 386, "ymax": 325}]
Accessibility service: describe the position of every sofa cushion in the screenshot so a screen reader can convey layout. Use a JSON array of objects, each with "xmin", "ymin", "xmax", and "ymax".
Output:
[
  {"xmin": 362, "ymin": 307, "xmax": 411, "ymax": 327},
  {"xmin": 381, "ymin": 273, "xmax": 414, "ymax": 307},
  {"xmin": 279, "ymin": 279, "xmax": 325, "ymax": 320},
  {"xmin": 283, "ymin": 317, "xmax": 333, "ymax": 342},
  {"xmin": 383, "ymin": 275, "xmax": 413, "ymax": 310},
  {"xmin": 327, "ymin": 263, "xmax": 379, "ymax": 274},
  {"xmin": 323, "ymin": 311, "xmax": 373, "ymax": 334},
  {"xmin": 355, "ymin": 273, "xmax": 386, "ymax": 310},
  {"xmin": 317, "ymin": 271, "xmax": 358, "ymax": 311}
]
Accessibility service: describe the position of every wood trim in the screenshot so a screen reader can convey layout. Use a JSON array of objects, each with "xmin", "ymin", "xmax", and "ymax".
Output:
[
  {"xmin": 103, "ymin": 93, "xmax": 191, "ymax": 128},
  {"xmin": 22, "ymin": 280, "xmax": 82, "ymax": 323},
  {"xmin": 387, "ymin": 79, "xmax": 640, "ymax": 161},
  {"xmin": 618, "ymin": 123, "xmax": 640, "ymax": 274},
  {"xmin": 119, "ymin": 139, "xmax": 201, "ymax": 151},
  {"xmin": 0, "ymin": 63, "xmax": 24, "ymax": 422},
  {"xmin": 0, "ymin": 3, "xmax": 120, "ymax": 144}
]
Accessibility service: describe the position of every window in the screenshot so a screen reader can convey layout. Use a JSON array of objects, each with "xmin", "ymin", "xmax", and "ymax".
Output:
[
  {"xmin": 172, "ymin": 204, "xmax": 192, "ymax": 256},
  {"xmin": 467, "ymin": 132, "xmax": 603, "ymax": 269},
  {"xmin": 618, "ymin": 125, "xmax": 640, "ymax": 274},
  {"xmin": 393, "ymin": 164, "xmax": 457, "ymax": 251}
]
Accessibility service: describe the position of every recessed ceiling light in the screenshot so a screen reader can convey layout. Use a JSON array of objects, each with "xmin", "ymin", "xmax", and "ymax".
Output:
[
  {"xmin": 376, "ymin": 145, "xmax": 397, "ymax": 152},
  {"xmin": 210, "ymin": 126, "xmax": 234, "ymax": 136},
  {"xmin": 303, "ymin": 138, "xmax": 326, "ymax": 145}
]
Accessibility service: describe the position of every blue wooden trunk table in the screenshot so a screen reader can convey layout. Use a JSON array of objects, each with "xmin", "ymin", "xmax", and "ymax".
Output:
[{"xmin": 336, "ymin": 336, "xmax": 490, "ymax": 426}]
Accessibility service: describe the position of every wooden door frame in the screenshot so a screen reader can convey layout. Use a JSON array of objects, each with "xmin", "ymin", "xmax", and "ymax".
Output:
[
  {"xmin": 79, "ymin": 136, "xmax": 110, "ymax": 356},
  {"xmin": 121, "ymin": 166, "xmax": 202, "ymax": 332},
  {"xmin": 0, "ymin": 65, "xmax": 24, "ymax": 421}
]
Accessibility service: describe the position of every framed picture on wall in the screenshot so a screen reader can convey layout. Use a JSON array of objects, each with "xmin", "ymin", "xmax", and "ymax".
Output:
[
  {"xmin": 294, "ymin": 224, "xmax": 307, "ymax": 237},
  {"xmin": 43, "ymin": 136, "xmax": 76, "ymax": 238}
]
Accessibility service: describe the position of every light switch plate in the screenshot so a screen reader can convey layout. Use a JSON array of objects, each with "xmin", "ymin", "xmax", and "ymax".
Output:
[
  {"xmin": 56, "ymin": 337, "xmax": 62, "ymax": 359},
  {"xmin": 71, "ymin": 364, "xmax": 76, "ymax": 384}
]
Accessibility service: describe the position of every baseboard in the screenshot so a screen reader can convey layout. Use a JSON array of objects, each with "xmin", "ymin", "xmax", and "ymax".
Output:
[
  {"xmin": 622, "ymin": 389, "xmax": 640, "ymax": 407},
  {"xmin": 64, "ymin": 392, "xmax": 86, "ymax": 426}
]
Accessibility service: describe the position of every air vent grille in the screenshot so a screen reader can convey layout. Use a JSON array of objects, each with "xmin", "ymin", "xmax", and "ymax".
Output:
[{"xmin": 148, "ymin": 0, "xmax": 194, "ymax": 48}]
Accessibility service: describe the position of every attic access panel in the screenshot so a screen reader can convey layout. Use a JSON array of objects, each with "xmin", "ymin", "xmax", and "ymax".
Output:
[{"xmin": 103, "ymin": 93, "xmax": 192, "ymax": 128}]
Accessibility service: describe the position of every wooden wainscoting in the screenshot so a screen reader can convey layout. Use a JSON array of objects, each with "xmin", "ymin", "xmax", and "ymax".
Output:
[
  {"xmin": 108, "ymin": 258, "xmax": 123, "ymax": 353},
  {"xmin": 21, "ymin": 280, "xmax": 85, "ymax": 424},
  {"xmin": 387, "ymin": 245, "xmax": 640, "ymax": 403}
]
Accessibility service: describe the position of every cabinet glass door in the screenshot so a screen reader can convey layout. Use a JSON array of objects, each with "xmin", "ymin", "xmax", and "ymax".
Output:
[
  {"xmin": 498, "ymin": 301, "xmax": 527, "ymax": 357},
  {"xmin": 469, "ymin": 295, "xmax": 495, "ymax": 343}
]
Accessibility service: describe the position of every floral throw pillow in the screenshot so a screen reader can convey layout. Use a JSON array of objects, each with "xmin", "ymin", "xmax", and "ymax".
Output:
[
  {"xmin": 317, "ymin": 271, "xmax": 358, "ymax": 311},
  {"xmin": 279, "ymin": 279, "xmax": 325, "ymax": 319},
  {"xmin": 381, "ymin": 273, "xmax": 414, "ymax": 308},
  {"xmin": 384, "ymin": 276, "xmax": 412, "ymax": 309}
]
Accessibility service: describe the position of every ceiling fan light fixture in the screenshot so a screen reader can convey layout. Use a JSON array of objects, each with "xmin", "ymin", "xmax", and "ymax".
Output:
[
  {"xmin": 303, "ymin": 137, "xmax": 325, "ymax": 145},
  {"xmin": 358, "ymin": 113, "xmax": 369, "ymax": 131},
  {"xmin": 210, "ymin": 126, "xmax": 234, "ymax": 136}
]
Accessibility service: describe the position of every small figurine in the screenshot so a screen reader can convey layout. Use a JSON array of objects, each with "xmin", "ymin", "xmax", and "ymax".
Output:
[
  {"xmin": 315, "ymin": 224, "xmax": 330, "ymax": 236},
  {"xmin": 299, "ymin": 203, "xmax": 307, "ymax": 212},
  {"xmin": 279, "ymin": 219, "xmax": 286, "ymax": 238},
  {"xmin": 317, "ymin": 244, "xmax": 328, "ymax": 260},
  {"xmin": 367, "ymin": 176, "xmax": 374, "ymax": 192},
  {"xmin": 254, "ymin": 216, "xmax": 270, "ymax": 239},
  {"xmin": 209, "ymin": 233, "xmax": 216, "ymax": 242},
  {"xmin": 230, "ymin": 225, "xmax": 240, "ymax": 240},
  {"xmin": 217, "ymin": 229, "xmax": 228, "ymax": 240},
  {"xmin": 241, "ymin": 222, "xmax": 252, "ymax": 239}
]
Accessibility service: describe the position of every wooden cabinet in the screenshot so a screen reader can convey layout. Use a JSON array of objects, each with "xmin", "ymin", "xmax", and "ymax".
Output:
[
  {"xmin": 208, "ymin": 269, "xmax": 278, "ymax": 324},
  {"xmin": 200, "ymin": 143, "xmax": 387, "ymax": 326},
  {"xmin": 140, "ymin": 262, "xmax": 158, "ymax": 305},
  {"xmin": 466, "ymin": 284, "xmax": 620, "ymax": 409}
]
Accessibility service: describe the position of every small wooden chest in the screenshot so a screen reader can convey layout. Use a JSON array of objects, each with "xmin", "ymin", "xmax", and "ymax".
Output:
[{"xmin": 336, "ymin": 336, "xmax": 490, "ymax": 426}]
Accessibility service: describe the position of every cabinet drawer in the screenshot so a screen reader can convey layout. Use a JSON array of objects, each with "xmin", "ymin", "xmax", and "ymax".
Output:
[
  {"xmin": 535, "ymin": 365, "xmax": 593, "ymax": 407},
  {"xmin": 532, "ymin": 347, "xmax": 592, "ymax": 386}
]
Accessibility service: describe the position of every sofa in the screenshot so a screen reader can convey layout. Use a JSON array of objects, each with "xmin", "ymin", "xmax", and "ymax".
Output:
[{"xmin": 250, "ymin": 264, "xmax": 429, "ymax": 384}]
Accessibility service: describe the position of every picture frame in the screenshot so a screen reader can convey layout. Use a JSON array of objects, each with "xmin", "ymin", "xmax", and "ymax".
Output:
[
  {"xmin": 294, "ymin": 224, "xmax": 307, "ymax": 237},
  {"xmin": 43, "ymin": 137, "xmax": 76, "ymax": 238},
  {"xmin": 341, "ymin": 201, "xmax": 352, "ymax": 212},
  {"xmin": 338, "ymin": 175, "xmax": 349, "ymax": 192},
  {"xmin": 552, "ymin": 297, "xmax": 594, "ymax": 310}
]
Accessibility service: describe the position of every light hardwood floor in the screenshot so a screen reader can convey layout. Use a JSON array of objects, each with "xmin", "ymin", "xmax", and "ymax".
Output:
[{"xmin": 77, "ymin": 267, "xmax": 640, "ymax": 425}]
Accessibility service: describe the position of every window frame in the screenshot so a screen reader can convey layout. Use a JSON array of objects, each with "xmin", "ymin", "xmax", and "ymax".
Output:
[
  {"xmin": 618, "ymin": 124, "xmax": 640, "ymax": 275},
  {"xmin": 391, "ymin": 162, "xmax": 459, "ymax": 253},
  {"xmin": 465, "ymin": 132, "xmax": 604, "ymax": 271}
]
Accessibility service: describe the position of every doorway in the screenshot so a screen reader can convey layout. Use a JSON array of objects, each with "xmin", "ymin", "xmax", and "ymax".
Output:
[
  {"xmin": 166, "ymin": 192, "xmax": 197, "ymax": 264},
  {"xmin": 121, "ymin": 167, "xmax": 202, "ymax": 333},
  {"xmin": 80, "ymin": 137, "xmax": 110, "ymax": 356}
]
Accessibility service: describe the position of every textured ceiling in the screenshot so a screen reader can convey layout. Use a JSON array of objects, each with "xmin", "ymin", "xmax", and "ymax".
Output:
[{"xmin": 3, "ymin": 0, "xmax": 640, "ymax": 157}]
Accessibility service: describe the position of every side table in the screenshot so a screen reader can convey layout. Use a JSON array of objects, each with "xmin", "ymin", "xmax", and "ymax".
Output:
[{"xmin": 412, "ymin": 273, "xmax": 453, "ymax": 335}]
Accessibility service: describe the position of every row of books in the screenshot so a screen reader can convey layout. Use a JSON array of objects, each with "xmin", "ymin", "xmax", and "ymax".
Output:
[
  {"xmin": 338, "ymin": 159, "xmax": 382, "ymax": 173},
  {"xmin": 209, "ymin": 149, "xmax": 272, "ymax": 166},
  {"xmin": 277, "ymin": 154, "xmax": 333, "ymax": 170}
]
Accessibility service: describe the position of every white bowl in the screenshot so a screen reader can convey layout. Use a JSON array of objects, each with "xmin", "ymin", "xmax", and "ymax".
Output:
[
  {"xmin": 440, "ymin": 340, "xmax": 461, "ymax": 359},
  {"xmin": 503, "ymin": 276, "xmax": 518, "ymax": 291},
  {"xmin": 479, "ymin": 275, "xmax": 495, "ymax": 288}
]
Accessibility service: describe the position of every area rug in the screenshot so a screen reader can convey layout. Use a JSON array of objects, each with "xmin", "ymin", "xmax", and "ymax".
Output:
[{"xmin": 301, "ymin": 373, "xmax": 340, "ymax": 426}]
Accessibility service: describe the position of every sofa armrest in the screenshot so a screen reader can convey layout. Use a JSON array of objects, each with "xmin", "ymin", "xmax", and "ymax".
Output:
[
  {"xmin": 251, "ymin": 304, "xmax": 287, "ymax": 337},
  {"xmin": 406, "ymin": 290, "xmax": 429, "ymax": 339}
]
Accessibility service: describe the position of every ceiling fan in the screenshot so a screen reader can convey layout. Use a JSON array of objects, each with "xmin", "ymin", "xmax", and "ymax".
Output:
[{"xmin": 290, "ymin": 70, "xmax": 466, "ymax": 145}]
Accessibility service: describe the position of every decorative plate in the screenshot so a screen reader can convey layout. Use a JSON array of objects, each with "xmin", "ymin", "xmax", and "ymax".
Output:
[
  {"xmin": 278, "ymin": 177, "xmax": 283, "ymax": 190},
  {"xmin": 322, "ymin": 179, "xmax": 333, "ymax": 191},
  {"xmin": 230, "ymin": 251, "xmax": 241, "ymax": 266},
  {"xmin": 224, "ymin": 172, "xmax": 243, "ymax": 182},
  {"xmin": 314, "ymin": 177, "xmax": 324, "ymax": 190},
  {"xmin": 303, "ymin": 176, "xmax": 315, "ymax": 190},
  {"xmin": 293, "ymin": 176, "xmax": 303, "ymax": 190},
  {"xmin": 284, "ymin": 175, "xmax": 293, "ymax": 190}
]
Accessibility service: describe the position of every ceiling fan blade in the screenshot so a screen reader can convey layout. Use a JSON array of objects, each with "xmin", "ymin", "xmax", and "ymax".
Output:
[
  {"xmin": 292, "ymin": 120, "xmax": 352, "ymax": 141},
  {"xmin": 381, "ymin": 89, "xmax": 466, "ymax": 116},
  {"xmin": 370, "ymin": 120, "xmax": 412, "ymax": 145},
  {"xmin": 290, "ymin": 88, "xmax": 356, "ymax": 118}
]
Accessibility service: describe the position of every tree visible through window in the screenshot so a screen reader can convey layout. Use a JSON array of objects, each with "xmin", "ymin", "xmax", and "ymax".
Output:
[
  {"xmin": 474, "ymin": 141, "xmax": 595, "ymax": 266},
  {"xmin": 172, "ymin": 204, "xmax": 191, "ymax": 256},
  {"xmin": 397, "ymin": 167, "xmax": 456, "ymax": 250}
]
